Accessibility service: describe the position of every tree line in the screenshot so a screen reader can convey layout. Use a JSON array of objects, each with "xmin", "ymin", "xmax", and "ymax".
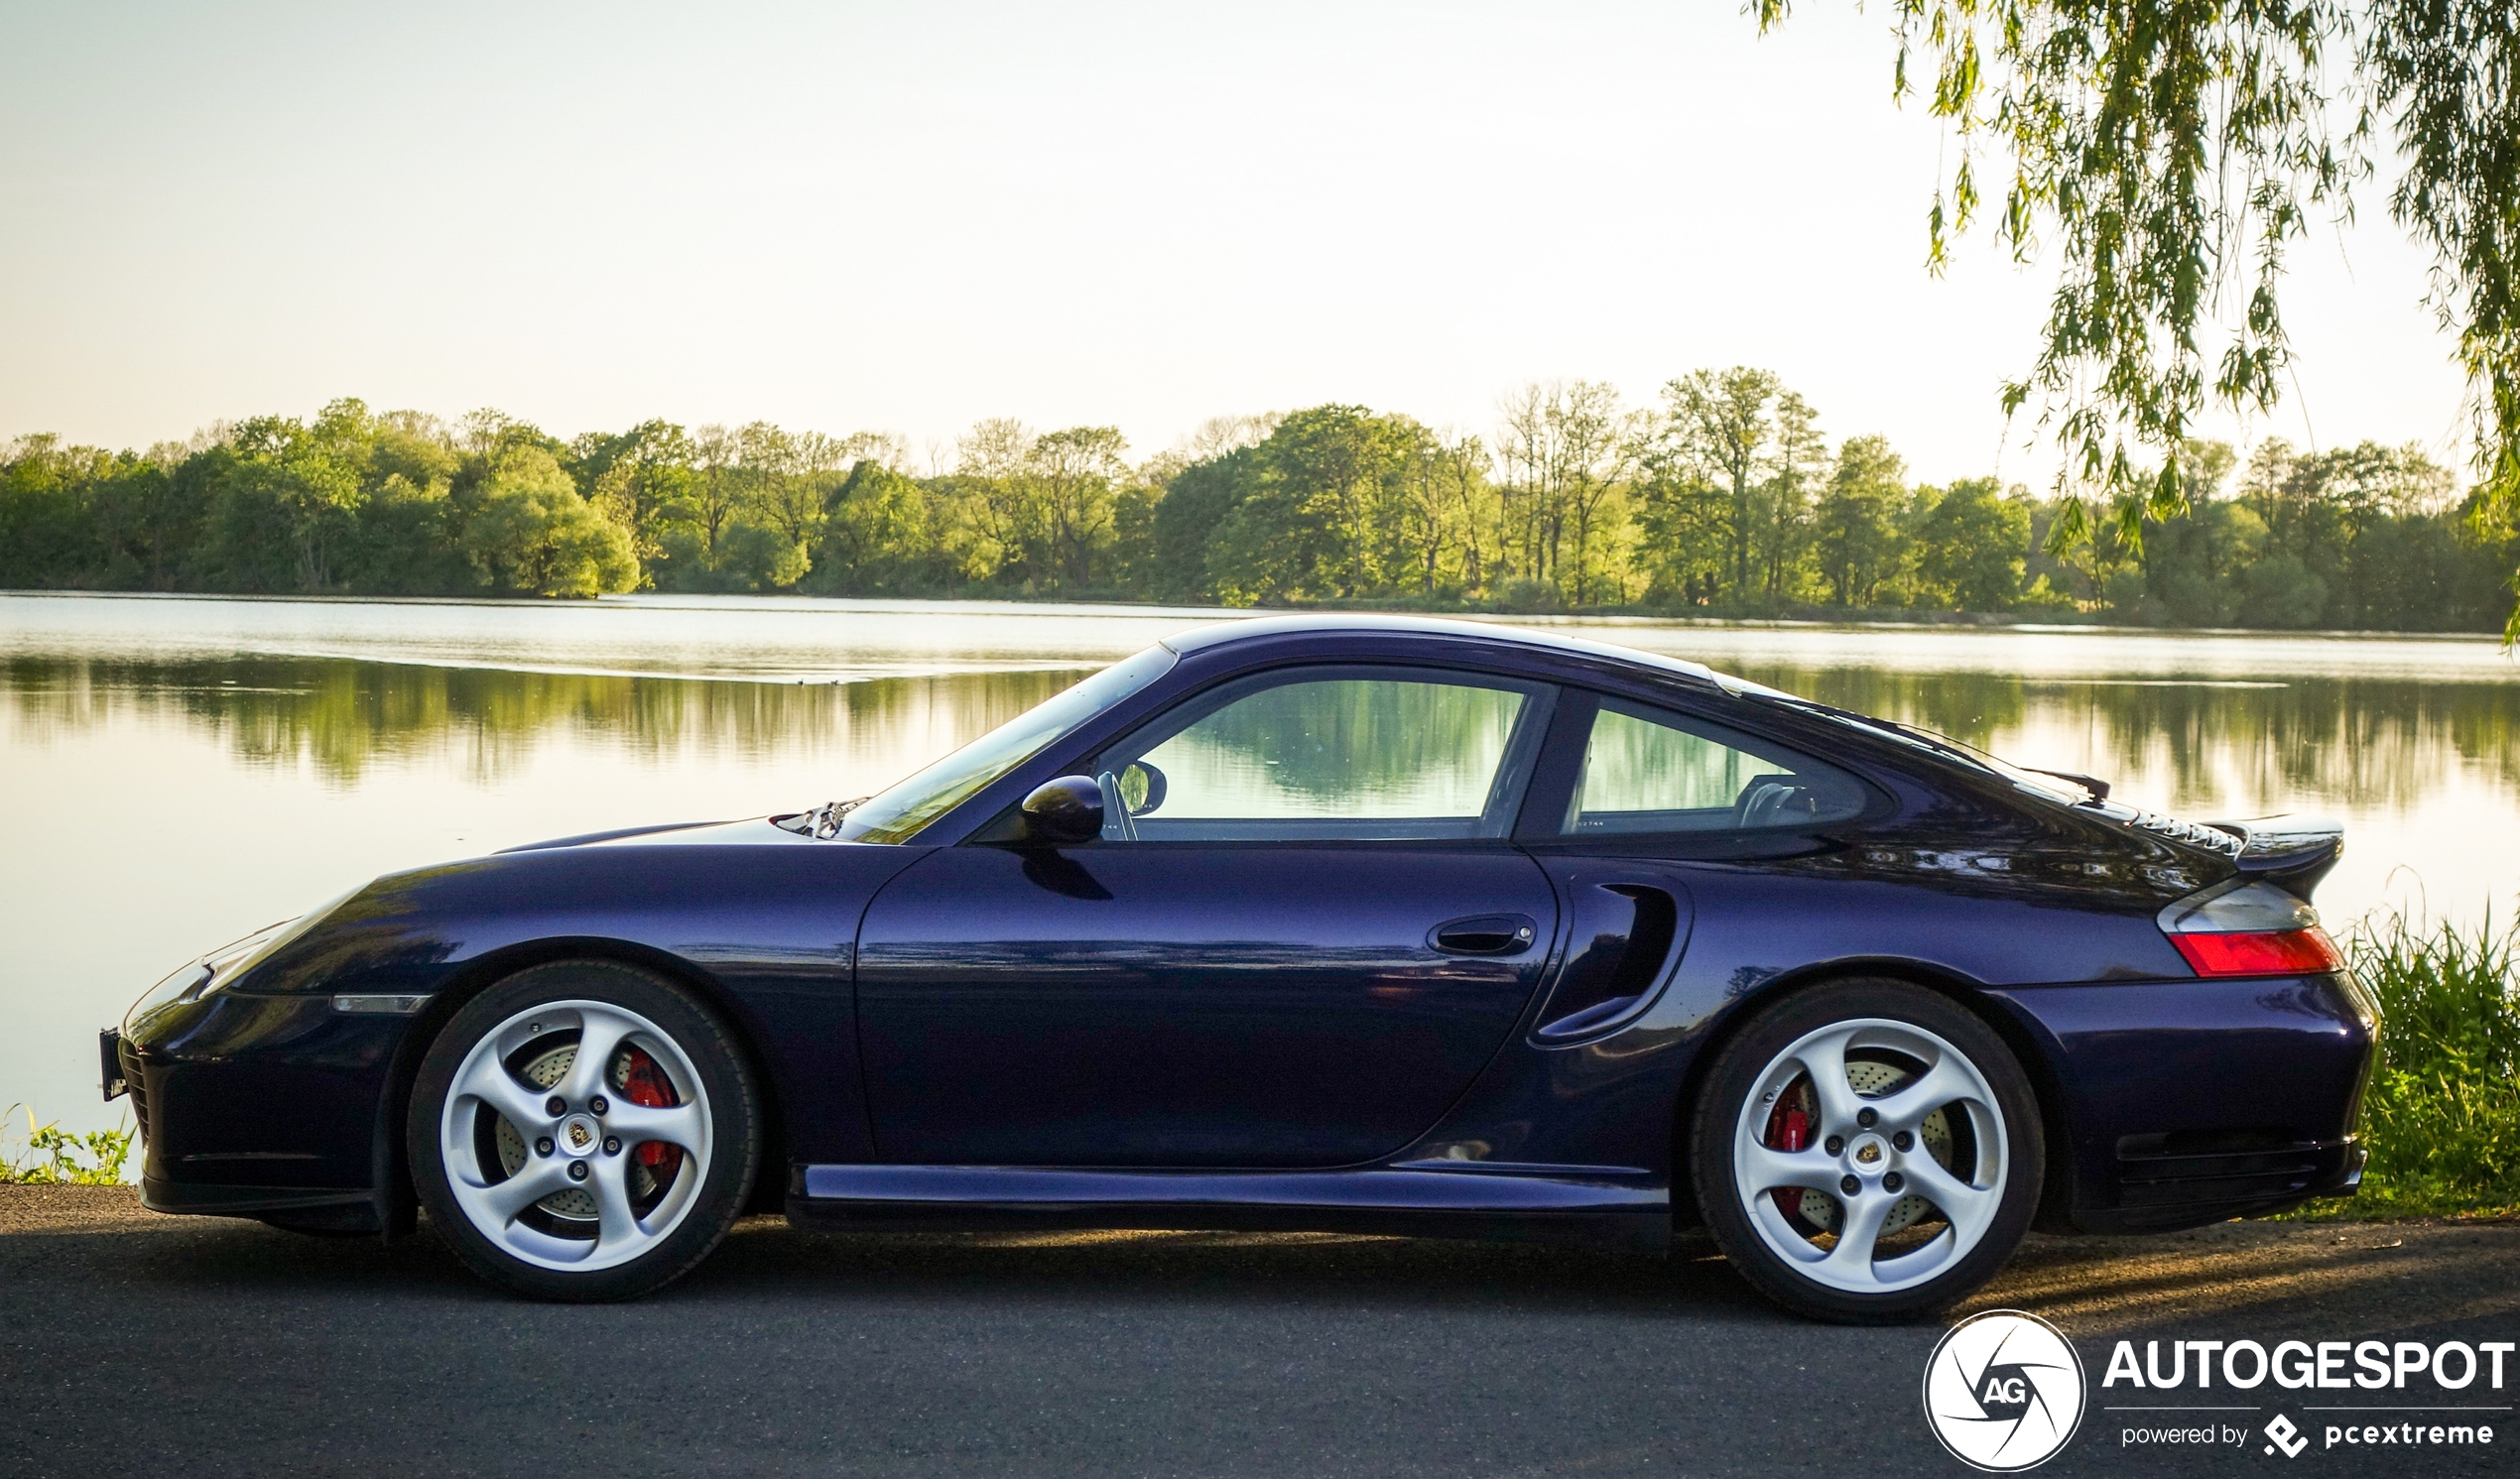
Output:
[{"xmin": 3, "ymin": 376, "xmax": 2513, "ymax": 631}]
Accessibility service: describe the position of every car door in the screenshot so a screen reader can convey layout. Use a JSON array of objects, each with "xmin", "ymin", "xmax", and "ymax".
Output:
[{"xmin": 854, "ymin": 666, "xmax": 1563, "ymax": 1168}]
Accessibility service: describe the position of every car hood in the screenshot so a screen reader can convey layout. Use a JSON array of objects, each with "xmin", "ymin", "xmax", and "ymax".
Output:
[{"xmin": 496, "ymin": 817, "xmax": 810, "ymax": 853}]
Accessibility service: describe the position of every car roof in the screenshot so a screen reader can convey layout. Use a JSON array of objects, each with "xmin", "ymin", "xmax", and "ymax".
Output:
[{"xmin": 1157, "ymin": 613, "xmax": 1728, "ymax": 689}]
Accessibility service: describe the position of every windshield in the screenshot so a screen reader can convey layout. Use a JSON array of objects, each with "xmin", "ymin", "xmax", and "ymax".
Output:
[{"xmin": 840, "ymin": 644, "xmax": 1180, "ymax": 843}]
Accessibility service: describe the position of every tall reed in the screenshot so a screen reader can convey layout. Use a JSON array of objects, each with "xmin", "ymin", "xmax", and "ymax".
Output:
[{"xmin": 2326, "ymin": 909, "xmax": 2520, "ymax": 1216}]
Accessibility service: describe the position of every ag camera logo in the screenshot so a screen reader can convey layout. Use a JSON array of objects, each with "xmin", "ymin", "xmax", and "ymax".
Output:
[{"xmin": 1924, "ymin": 1309, "xmax": 2087, "ymax": 1471}]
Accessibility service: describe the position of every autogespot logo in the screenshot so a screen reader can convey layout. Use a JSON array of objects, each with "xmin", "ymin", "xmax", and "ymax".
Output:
[{"xmin": 1924, "ymin": 1309, "xmax": 2089, "ymax": 1471}]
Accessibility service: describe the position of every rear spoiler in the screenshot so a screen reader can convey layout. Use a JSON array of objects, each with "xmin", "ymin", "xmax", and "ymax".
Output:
[{"xmin": 2204, "ymin": 814, "xmax": 2344, "ymax": 900}]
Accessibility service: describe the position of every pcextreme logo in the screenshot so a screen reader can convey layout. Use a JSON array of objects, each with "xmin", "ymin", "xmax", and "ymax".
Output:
[
  {"xmin": 2265, "ymin": 1415, "xmax": 2310, "ymax": 1457},
  {"xmin": 1923, "ymin": 1309, "xmax": 2089, "ymax": 1472}
]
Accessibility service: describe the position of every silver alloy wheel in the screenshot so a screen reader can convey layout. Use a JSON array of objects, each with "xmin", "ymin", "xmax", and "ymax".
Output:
[
  {"xmin": 437, "ymin": 998, "xmax": 714, "ymax": 1273},
  {"xmin": 1729, "ymin": 1017, "xmax": 2009, "ymax": 1294}
]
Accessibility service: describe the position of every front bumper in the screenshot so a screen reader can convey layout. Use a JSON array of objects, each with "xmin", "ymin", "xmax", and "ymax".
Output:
[
  {"xmin": 139, "ymin": 1175, "xmax": 377, "ymax": 1223},
  {"xmin": 116, "ymin": 987, "xmax": 426, "ymax": 1223},
  {"xmin": 1989, "ymin": 971, "xmax": 2376, "ymax": 1234}
]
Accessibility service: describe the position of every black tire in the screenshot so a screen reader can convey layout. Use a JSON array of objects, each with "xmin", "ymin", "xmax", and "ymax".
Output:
[
  {"xmin": 1690, "ymin": 978, "xmax": 2043, "ymax": 1324},
  {"xmin": 409, "ymin": 959, "xmax": 760, "ymax": 1301}
]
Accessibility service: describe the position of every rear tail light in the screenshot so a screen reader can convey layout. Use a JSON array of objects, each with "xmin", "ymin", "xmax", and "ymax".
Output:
[
  {"xmin": 2158, "ymin": 879, "xmax": 2343, "ymax": 978},
  {"xmin": 2169, "ymin": 928, "xmax": 2343, "ymax": 976}
]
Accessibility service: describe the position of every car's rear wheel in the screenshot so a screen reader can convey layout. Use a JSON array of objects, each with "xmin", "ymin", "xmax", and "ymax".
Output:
[
  {"xmin": 1691, "ymin": 978, "xmax": 2041, "ymax": 1323},
  {"xmin": 409, "ymin": 960, "xmax": 759, "ymax": 1300}
]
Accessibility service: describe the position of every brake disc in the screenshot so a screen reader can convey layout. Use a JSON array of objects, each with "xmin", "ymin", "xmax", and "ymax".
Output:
[
  {"xmin": 1792, "ymin": 1056, "xmax": 1954, "ymax": 1237},
  {"xmin": 493, "ymin": 1045, "xmax": 600, "ymax": 1221}
]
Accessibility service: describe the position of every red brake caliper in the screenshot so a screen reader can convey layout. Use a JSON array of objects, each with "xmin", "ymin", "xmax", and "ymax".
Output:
[
  {"xmin": 1763, "ymin": 1084, "xmax": 1810, "ymax": 1222},
  {"xmin": 619, "ymin": 1048, "xmax": 683, "ymax": 1184}
]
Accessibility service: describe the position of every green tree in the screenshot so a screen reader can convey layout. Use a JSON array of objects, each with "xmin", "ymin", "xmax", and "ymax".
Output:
[
  {"xmin": 1388, "ymin": 425, "xmax": 1492, "ymax": 599},
  {"xmin": 1026, "ymin": 426, "xmax": 1128, "ymax": 591},
  {"xmin": 1758, "ymin": 391, "xmax": 1827, "ymax": 603},
  {"xmin": 677, "ymin": 425, "xmax": 747, "ymax": 570},
  {"xmin": 951, "ymin": 418, "xmax": 1041, "ymax": 586},
  {"xmin": 0, "ymin": 435, "xmax": 117, "ymax": 587},
  {"xmin": 2136, "ymin": 500, "xmax": 2263, "ymax": 627},
  {"xmin": 814, "ymin": 458, "xmax": 945, "ymax": 595},
  {"xmin": 1632, "ymin": 455, "xmax": 1732, "ymax": 609},
  {"xmin": 570, "ymin": 420, "xmax": 695, "ymax": 568},
  {"xmin": 1495, "ymin": 382, "xmax": 1636, "ymax": 606},
  {"xmin": 1654, "ymin": 368, "xmax": 1785, "ymax": 603},
  {"xmin": 1268, "ymin": 405, "xmax": 1402, "ymax": 599},
  {"xmin": 736, "ymin": 421, "xmax": 820, "ymax": 586},
  {"xmin": 2238, "ymin": 552, "xmax": 2330, "ymax": 629},
  {"xmin": 1149, "ymin": 445, "xmax": 1265, "ymax": 602},
  {"xmin": 1915, "ymin": 478, "xmax": 2030, "ymax": 611},
  {"xmin": 1109, "ymin": 470, "xmax": 1165, "ymax": 596},
  {"xmin": 217, "ymin": 401, "xmax": 386, "ymax": 591},
  {"xmin": 463, "ymin": 446, "xmax": 638, "ymax": 597},
  {"xmin": 1814, "ymin": 434, "xmax": 1907, "ymax": 607}
]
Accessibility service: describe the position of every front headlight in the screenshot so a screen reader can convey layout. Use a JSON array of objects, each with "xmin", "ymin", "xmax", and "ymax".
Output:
[
  {"xmin": 189, "ymin": 919, "xmax": 300, "ymax": 995},
  {"xmin": 124, "ymin": 960, "xmax": 215, "ymax": 1033},
  {"xmin": 124, "ymin": 886, "xmax": 366, "ymax": 1033},
  {"xmin": 196, "ymin": 885, "xmax": 365, "ymax": 997}
]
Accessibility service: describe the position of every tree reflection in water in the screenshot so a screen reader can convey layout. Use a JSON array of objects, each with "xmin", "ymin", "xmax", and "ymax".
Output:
[
  {"xmin": 0, "ymin": 655, "xmax": 1088, "ymax": 788},
  {"xmin": 1727, "ymin": 665, "xmax": 2520, "ymax": 819}
]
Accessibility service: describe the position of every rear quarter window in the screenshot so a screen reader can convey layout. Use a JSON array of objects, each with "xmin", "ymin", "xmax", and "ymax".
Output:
[{"xmin": 1566, "ymin": 698, "xmax": 1870, "ymax": 835}]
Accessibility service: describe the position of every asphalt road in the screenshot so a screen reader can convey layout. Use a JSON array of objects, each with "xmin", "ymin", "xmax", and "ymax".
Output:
[{"xmin": 3, "ymin": 1187, "xmax": 2515, "ymax": 1478}]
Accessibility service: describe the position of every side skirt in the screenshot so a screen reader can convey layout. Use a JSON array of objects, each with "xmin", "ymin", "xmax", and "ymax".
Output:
[{"xmin": 786, "ymin": 1164, "xmax": 1671, "ymax": 1255}]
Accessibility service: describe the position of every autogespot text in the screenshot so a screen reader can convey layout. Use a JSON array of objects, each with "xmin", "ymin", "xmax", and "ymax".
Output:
[{"xmin": 2104, "ymin": 1337, "xmax": 2511, "ymax": 1455}]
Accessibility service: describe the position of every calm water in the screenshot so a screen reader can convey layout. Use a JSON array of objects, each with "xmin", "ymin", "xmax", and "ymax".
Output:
[{"xmin": 6, "ymin": 592, "xmax": 2517, "ymax": 1140}]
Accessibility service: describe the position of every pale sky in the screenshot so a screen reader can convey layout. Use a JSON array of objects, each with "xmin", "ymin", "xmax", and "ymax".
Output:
[{"xmin": 0, "ymin": 1, "xmax": 2477, "ymax": 486}]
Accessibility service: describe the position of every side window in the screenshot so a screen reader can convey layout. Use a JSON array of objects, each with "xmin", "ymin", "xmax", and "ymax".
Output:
[
  {"xmin": 1094, "ymin": 670, "xmax": 1549, "ymax": 842},
  {"xmin": 1566, "ymin": 699, "xmax": 1868, "ymax": 835}
]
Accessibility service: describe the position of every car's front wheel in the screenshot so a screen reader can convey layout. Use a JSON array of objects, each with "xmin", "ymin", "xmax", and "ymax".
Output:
[
  {"xmin": 409, "ymin": 960, "xmax": 759, "ymax": 1300},
  {"xmin": 1691, "ymin": 979, "xmax": 2042, "ymax": 1323}
]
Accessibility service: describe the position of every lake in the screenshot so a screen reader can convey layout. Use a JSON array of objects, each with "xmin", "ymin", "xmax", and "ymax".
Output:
[{"xmin": 6, "ymin": 592, "xmax": 2517, "ymax": 1141}]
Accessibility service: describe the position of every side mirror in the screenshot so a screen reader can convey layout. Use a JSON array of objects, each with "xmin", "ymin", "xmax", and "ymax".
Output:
[
  {"xmin": 1019, "ymin": 775, "xmax": 1105, "ymax": 846},
  {"xmin": 1116, "ymin": 760, "xmax": 1167, "ymax": 816}
]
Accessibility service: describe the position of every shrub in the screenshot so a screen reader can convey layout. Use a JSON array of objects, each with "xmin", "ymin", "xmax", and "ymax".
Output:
[
  {"xmin": 1492, "ymin": 576, "xmax": 1563, "ymax": 614},
  {"xmin": 1, "ymin": 1105, "xmax": 135, "ymax": 1185}
]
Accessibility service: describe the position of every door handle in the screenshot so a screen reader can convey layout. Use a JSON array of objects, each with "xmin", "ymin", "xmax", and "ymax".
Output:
[{"xmin": 1429, "ymin": 914, "xmax": 1539, "ymax": 955}]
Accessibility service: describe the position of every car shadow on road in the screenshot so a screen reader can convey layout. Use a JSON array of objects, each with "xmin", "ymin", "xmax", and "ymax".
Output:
[{"xmin": 699, "ymin": 1219, "xmax": 1781, "ymax": 1316}]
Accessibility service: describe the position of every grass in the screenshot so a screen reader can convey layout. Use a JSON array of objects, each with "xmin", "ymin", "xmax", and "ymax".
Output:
[
  {"xmin": 2288, "ymin": 907, "xmax": 2520, "ymax": 1220},
  {"xmin": 0, "ymin": 1104, "xmax": 135, "ymax": 1185}
]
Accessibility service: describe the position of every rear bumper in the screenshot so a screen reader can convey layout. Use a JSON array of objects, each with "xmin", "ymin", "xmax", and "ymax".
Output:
[
  {"xmin": 1988, "ymin": 972, "xmax": 2376, "ymax": 1234},
  {"xmin": 2081, "ymin": 1136, "xmax": 2364, "ymax": 1234}
]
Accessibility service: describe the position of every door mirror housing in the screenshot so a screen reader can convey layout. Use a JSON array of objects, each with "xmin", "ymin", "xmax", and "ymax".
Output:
[
  {"xmin": 1116, "ymin": 760, "xmax": 1167, "ymax": 816},
  {"xmin": 1019, "ymin": 776, "xmax": 1105, "ymax": 846}
]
